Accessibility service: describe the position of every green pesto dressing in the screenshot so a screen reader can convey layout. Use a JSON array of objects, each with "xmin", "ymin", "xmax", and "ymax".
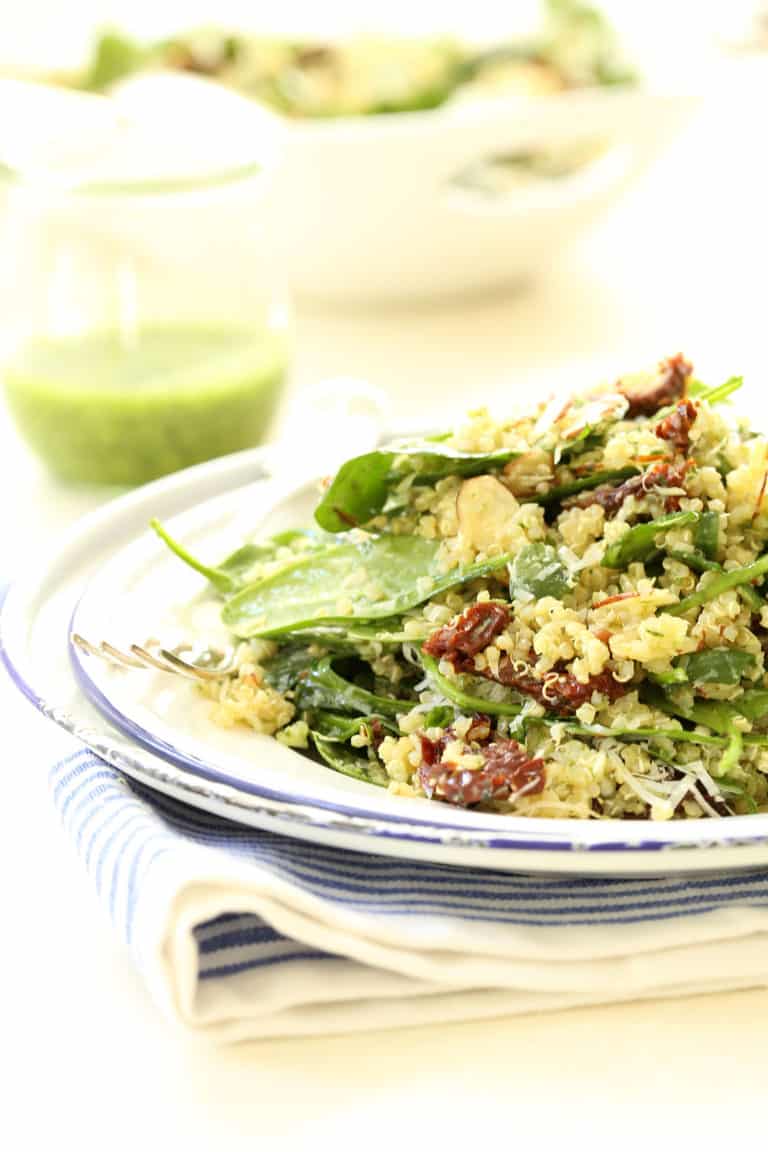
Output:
[{"xmin": 3, "ymin": 325, "xmax": 288, "ymax": 485}]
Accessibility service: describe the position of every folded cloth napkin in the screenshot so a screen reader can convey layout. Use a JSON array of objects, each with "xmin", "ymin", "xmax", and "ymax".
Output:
[{"xmin": 47, "ymin": 744, "xmax": 768, "ymax": 1041}]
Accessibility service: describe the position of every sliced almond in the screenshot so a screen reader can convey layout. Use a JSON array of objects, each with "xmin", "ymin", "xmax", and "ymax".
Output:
[{"xmin": 456, "ymin": 475, "xmax": 519, "ymax": 552}]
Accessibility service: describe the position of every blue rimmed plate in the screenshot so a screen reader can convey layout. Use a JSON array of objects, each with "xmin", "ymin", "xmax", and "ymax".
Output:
[{"xmin": 4, "ymin": 445, "xmax": 768, "ymax": 875}]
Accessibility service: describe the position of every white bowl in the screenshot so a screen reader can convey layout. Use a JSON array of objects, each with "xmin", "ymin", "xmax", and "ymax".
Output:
[
  {"xmin": 261, "ymin": 85, "xmax": 698, "ymax": 303},
  {"xmin": 2, "ymin": 71, "xmax": 699, "ymax": 305}
]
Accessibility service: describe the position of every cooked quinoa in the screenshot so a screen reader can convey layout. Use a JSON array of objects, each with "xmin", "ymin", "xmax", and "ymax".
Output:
[{"xmin": 158, "ymin": 355, "xmax": 768, "ymax": 820}]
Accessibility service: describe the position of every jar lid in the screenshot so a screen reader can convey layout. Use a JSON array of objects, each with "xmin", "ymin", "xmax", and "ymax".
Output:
[{"xmin": 0, "ymin": 73, "xmax": 281, "ymax": 196}]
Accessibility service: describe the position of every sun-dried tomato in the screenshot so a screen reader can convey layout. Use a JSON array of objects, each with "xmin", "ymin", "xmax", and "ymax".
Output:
[
  {"xmin": 368, "ymin": 717, "xmax": 386, "ymax": 750},
  {"xmin": 655, "ymin": 399, "xmax": 698, "ymax": 454},
  {"xmin": 618, "ymin": 353, "xmax": 693, "ymax": 418},
  {"xmin": 419, "ymin": 739, "xmax": 545, "ymax": 807},
  {"xmin": 422, "ymin": 602, "xmax": 510, "ymax": 667},
  {"xmin": 419, "ymin": 713, "xmax": 492, "ymax": 768},
  {"xmin": 493, "ymin": 658, "xmax": 628, "ymax": 714},
  {"xmin": 567, "ymin": 461, "xmax": 690, "ymax": 517}
]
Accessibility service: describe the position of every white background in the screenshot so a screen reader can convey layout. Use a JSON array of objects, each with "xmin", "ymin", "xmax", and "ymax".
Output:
[{"xmin": 3, "ymin": 4, "xmax": 768, "ymax": 1149}]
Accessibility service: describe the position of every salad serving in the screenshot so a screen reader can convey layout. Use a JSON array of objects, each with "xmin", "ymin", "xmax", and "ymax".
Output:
[
  {"xmin": 152, "ymin": 356, "xmax": 768, "ymax": 821},
  {"xmin": 64, "ymin": 1, "xmax": 633, "ymax": 118}
]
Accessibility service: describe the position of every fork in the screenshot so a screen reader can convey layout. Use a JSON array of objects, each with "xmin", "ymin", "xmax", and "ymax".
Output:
[{"xmin": 71, "ymin": 633, "xmax": 238, "ymax": 682}]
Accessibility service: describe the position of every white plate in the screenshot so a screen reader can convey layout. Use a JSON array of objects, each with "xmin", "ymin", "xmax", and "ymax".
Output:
[{"xmin": 5, "ymin": 446, "xmax": 768, "ymax": 875}]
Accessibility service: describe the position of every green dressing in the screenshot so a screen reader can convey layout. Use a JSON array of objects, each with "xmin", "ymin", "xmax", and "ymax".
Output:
[{"xmin": 3, "ymin": 325, "xmax": 288, "ymax": 485}]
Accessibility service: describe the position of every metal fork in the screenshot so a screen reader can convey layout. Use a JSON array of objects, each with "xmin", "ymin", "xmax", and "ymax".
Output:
[{"xmin": 71, "ymin": 633, "xmax": 238, "ymax": 682}]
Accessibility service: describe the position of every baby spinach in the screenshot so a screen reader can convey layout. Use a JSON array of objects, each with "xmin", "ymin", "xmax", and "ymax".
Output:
[
  {"xmin": 262, "ymin": 645, "xmax": 318, "ymax": 694},
  {"xmin": 664, "ymin": 553, "xmax": 768, "ymax": 617},
  {"xmin": 677, "ymin": 647, "xmax": 756, "ymax": 686},
  {"xmin": 314, "ymin": 441, "xmax": 517, "ymax": 532},
  {"xmin": 295, "ymin": 619, "xmax": 431, "ymax": 649},
  {"xmin": 733, "ymin": 689, "xmax": 768, "ymax": 724},
  {"xmin": 601, "ymin": 511, "xmax": 698, "ymax": 569},
  {"xmin": 307, "ymin": 710, "xmax": 398, "ymax": 741},
  {"xmin": 422, "ymin": 705, "xmax": 456, "ymax": 729},
  {"xmin": 508, "ymin": 542, "xmax": 572, "ymax": 600},
  {"xmin": 641, "ymin": 683, "xmax": 738, "ymax": 736},
  {"xmin": 311, "ymin": 736, "xmax": 388, "ymax": 786},
  {"xmin": 151, "ymin": 519, "xmax": 317, "ymax": 596},
  {"xmin": 222, "ymin": 535, "xmax": 514, "ymax": 638},
  {"xmin": 296, "ymin": 656, "xmax": 413, "ymax": 718},
  {"xmin": 421, "ymin": 653, "xmax": 526, "ymax": 717}
]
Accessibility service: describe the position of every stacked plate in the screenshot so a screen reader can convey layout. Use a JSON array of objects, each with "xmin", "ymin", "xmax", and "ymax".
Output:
[{"xmin": 4, "ymin": 446, "xmax": 768, "ymax": 876}]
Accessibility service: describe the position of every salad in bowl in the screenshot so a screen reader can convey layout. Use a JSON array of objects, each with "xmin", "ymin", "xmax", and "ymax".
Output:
[{"xmin": 23, "ymin": 3, "xmax": 693, "ymax": 301}]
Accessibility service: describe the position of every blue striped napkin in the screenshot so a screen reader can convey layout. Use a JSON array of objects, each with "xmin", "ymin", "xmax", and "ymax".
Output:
[{"xmin": 49, "ymin": 743, "xmax": 768, "ymax": 1041}]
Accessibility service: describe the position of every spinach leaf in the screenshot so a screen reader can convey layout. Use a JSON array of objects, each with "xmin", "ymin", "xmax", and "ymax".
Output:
[
  {"xmin": 307, "ymin": 710, "xmax": 398, "ymax": 741},
  {"xmin": 222, "ymin": 535, "xmax": 514, "ymax": 638},
  {"xmin": 695, "ymin": 511, "xmax": 719, "ymax": 561},
  {"xmin": 262, "ymin": 645, "xmax": 317, "ymax": 694},
  {"xmin": 534, "ymin": 467, "xmax": 638, "ymax": 507},
  {"xmin": 421, "ymin": 653, "xmax": 525, "ymax": 717},
  {"xmin": 665, "ymin": 553, "xmax": 768, "ymax": 617},
  {"xmin": 314, "ymin": 441, "xmax": 517, "ymax": 532},
  {"xmin": 508, "ymin": 542, "xmax": 572, "ymax": 600},
  {"xmin": 715, "ymin": 776, "xmax": 758, "ymax": 813},
  {"xmin": 151, "ymin": 520, "xmax": 318, "ymax": 596},
  {"xmin": 678, "ymin": 648, "xmax": 756, "ymax": 686},
  {"xmin": 296, "ymin": 656, "xmax": 412, "ymax": 718},
  {"xmin": 311, "ymin": 736, "xmax": 388, "ymax": 786},
  {"xmin": 602, "ymin": 512, "xmax": 699, "ymax": 569},
  {"xmin": 295, "ymin": 619, "xmax": 430, "ymax": 649},
  {"xmin": 553, "ymin": 428, "xmax": 604, "ymax": 465},
  {"xmin": 733, "ymin": 689, "xmax": 768, "ymax": 723},
  {"xmin": 423, "ymin": 705, "xmax": 456, "ymax": 729},
  {"xmin": 641, "ymin": 683, "xmax": 738, "ymax": 736},
  {"xmin": 313, "ymin": 451, "xmax": 393, "ymax": 532}
]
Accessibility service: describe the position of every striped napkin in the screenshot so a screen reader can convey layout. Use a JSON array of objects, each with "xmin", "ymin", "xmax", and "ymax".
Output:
[{"xmin": 49, "ymin": 744, "xmax": 768, "ymax": 1042}]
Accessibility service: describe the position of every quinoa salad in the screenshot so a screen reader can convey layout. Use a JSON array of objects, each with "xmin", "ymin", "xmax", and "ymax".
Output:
[{"xmin": 154, "ymin": 356, "xmax": 768, "ymax": 821}]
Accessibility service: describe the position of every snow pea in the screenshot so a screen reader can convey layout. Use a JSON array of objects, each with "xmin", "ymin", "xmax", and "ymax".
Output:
[
  {"xmin": 221, "ymin": 535, "xmax": 514, "ymax": 638},
  {"xmin": 314, "ymin": 441, "xmax": 517, "ymax": 533},
  {"xmin": 663, "ymin": 549, "xmax": 720, "ymax": 574},
  {"xmin": 533, "ymin": 467, "xmax": 638, "ymax": 507},
  {"xmin": 601, "ymin": 511, "xmax": 698, "ymax": 569},
  {"xmin": 697, "ymin": 376, "xmax": 743, "ymax": 406},
  {"xmin": 694, "ymin": 511, "xmax": 720, "ymax": 561},
  {"xmin": 665, "ymin": 553, "xmax": 768, "ymax": 617}
]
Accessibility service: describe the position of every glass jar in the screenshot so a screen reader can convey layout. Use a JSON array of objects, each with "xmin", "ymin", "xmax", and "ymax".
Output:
[{"xmin": 0, "ymin": 112, "xmax": 290, "ymax": 486}]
